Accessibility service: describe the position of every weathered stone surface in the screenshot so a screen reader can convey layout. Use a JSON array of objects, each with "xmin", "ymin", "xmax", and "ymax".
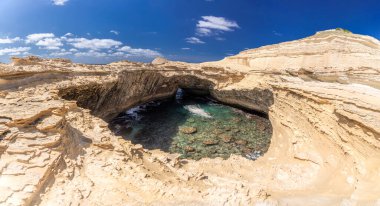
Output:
[
  {"xmin": 36, "ymin": 115, "xmax": 63, "ymax": 131},
  {"xmin": 151, "ymin": 57, "xmax": 168, "ymax": 65},
  {"xmin": 0, "ymin": 29, "xmax": 379, "ymax": 205}
]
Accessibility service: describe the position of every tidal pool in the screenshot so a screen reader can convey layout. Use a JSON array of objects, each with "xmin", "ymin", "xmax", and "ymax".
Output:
[{"xmin": 110, "ymin": 89, "xmax": 272, "ymax": 160}]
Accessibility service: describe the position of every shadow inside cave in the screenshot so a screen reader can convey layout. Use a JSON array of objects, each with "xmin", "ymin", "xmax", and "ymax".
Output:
[
  {"xmin": 109, "ymin": 89, "xmax": 194, "ymax": 151},
  {"xmin": 58, "ymin": 70, "xmax": 274, "ymax": 160},
  {"xmin": 109, "ymin": 88, "xmax": 273, "ymax": 160}
]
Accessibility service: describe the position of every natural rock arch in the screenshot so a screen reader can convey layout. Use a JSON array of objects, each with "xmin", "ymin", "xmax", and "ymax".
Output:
[{"xmin": 1, "ymin": 30, "xmax": 379, "ymax": 205}]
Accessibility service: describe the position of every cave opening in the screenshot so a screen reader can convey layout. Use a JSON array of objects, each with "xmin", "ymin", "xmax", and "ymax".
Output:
[{"xmin": 109, "ymin": 88, "xmax": 273, "ymax": 161}]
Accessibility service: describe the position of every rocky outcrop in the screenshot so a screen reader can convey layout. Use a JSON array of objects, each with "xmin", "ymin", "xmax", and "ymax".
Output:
[
  {"xmin": 0, "ymin": 29, "xmax": 379, "ymax": 205},
  {"xmin": 151, "ymin": 57, "xmax": 169, "ymax": 65}
]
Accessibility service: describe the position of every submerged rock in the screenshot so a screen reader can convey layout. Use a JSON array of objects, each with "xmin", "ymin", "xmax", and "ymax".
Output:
[
  {"xmin": 224, "ymin": 126, "xmax": 231, "ymax": 131},
  {"xmin": 219, "ymin": 135, "xmax": 233, "ymax": 143},
  {"xmin": 212, "ymin": 129, "xmax": 224, "ymax": 135},
  {"xmin": 231, "ymin": 117, "xmax": 242, "ymax": 123},
  {"xmin": 203, "ymin": 139, "xmax": 219, "ymax": 146},
  {"xmin": 235, "ymin": 140, "xmax": 248, "ymax": 146},
  {"xmin": 257, "ymin": 122, "xmax": 266, "ymax": 131},
  {"xmin": 184, "ymin": 146, "xmax": 195, "ymax": 152},
  {"xmin": 231, "ymin": 129, "xmax": 240, "ymax": 134},
  {"xmin": 179, "ymin": 126, "xmax": 197, "ymax": 134},
  {"xmin": 242, "ymin": 147, "xmax": 252, "ymax": 154}
]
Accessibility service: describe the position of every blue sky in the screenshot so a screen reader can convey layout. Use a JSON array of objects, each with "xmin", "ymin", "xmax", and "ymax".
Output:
[{"xmin": 0, "ymin": 0, "xmax": 380, "ymax": 64}]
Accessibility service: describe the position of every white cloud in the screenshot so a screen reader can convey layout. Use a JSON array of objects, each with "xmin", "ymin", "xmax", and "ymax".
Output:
[
  {"xmin": 0, "ymin": 47, "xmax": 31, "ymax": 56},
  {"xmin": 185, "ymin": 37, "xmax": 205, "ymax": 44},
  {"xmin": 63, "ymin": 33, "xmax": 73, "ymax": 37},
  {"xmin": 0, "ymin": 37, "xmax": 21, "ymax": 44},
  {"xmin": 68, "ymin": 38, "xmax": 122, "ymax": 50},
  {"xmin": 36, "ymin": 38, "xmax": 63, "ymax": 50},
  {"xmin": 50, "ymin": 51, "xmax": 72, "ymax": 56},
  {"xmin": 196, "ymin": 16, "xmax": 239, "ymax": 36},
  {"xmin": 111, "ymin": 51, "xmax": 125, "ymax": 57},
  {"xmin": 60, "ymin": 33, "xmax": 73, "ymax": 41},
  {"xmin": 0, "ymin": 32, "xmax": 162, "ymax": 62},
  {"xmin": 74, "ymin": 45, "xmax": 161, "ymax": 58},
  {"xmin": 110, "ymin": 30, "xmax": 119, "ymax": 35},
  {"xmin": 181, "ymin": 47, "xmax": 191, "ymax": 50},
  {"xmin": 52, "ymin": 0, "xmax": 69, "ymax": 6},
  {"xmin": 118, "ymin": 46, "xmax": 161, "ymax": 57},
  {"xmin": 26, "ymin": 33, "xmax": 55, "ymax": 43},
  {"xmin": 273, "ymin": 31, "xmax": 283, "ymax": 37},
  {"xmin": 74, "ymin": 50, "xmax": 108, "ymax": 57},
  {"xmin": 196, "ymin": 28, "xmax": 213, "ymax": 36}
]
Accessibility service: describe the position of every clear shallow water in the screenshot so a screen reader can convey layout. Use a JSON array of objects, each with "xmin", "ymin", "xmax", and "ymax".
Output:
[{"xmin": 110, "ymin": 90, "xmax": 272, "ymax": 160}]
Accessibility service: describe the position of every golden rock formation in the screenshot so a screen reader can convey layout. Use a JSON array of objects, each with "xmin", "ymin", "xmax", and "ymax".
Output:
[{"xmin": 0, "ymin": 30, "xmax": 379, "ymax": 205}]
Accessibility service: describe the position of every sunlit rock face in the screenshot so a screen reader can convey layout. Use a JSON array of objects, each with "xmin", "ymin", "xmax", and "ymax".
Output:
[
  {"xmin": 151, "ymin": 57, "xmax": 168, "ymax": 65},
  {"xmin": 0, "ymin": 29, "xmax": 379, "ymax": 205}
]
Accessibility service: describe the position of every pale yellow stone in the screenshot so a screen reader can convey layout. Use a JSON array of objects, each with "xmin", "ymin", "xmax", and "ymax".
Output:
[
  {"xmin": 36, "ymin": 115, "xmax": 63, "ymax": 131},
  {"xmin": 0, "ymin": 30, "xmax": 379, "ymax": 205}
]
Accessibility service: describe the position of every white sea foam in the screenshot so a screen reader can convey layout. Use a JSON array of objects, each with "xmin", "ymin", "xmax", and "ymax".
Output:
[
  {"xmin": 184, "ymin": 105, "xmax": 212, "ymax": 118},
  {"xmin": 126, "ymin": 106, "xmax": 143, "ymax": 120}
]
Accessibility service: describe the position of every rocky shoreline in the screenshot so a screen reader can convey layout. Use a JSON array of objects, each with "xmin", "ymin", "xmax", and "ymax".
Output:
[{"xmin": 0, "ymin": 29, "xmax": 380, "ymax": 205}]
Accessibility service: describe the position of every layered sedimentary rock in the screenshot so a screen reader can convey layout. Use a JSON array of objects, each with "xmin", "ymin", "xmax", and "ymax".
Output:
[{"xmin": 0, "ymin": 29, "xmax": 379, "ymax": 205}]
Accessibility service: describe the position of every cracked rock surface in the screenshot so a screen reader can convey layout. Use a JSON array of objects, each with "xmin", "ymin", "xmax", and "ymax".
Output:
[{"xmin": 0, "ymin": 30, "xmax": 380, "ymax": 205}]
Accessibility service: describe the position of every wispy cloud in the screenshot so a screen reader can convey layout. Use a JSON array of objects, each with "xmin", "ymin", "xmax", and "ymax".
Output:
[
  {"xmin": 52, "ymin": 0, "xmax": 69, "ymax": 6},
  {"xmin": 181, "ymin": 47, "xmax": 191, "ymax": 50},
  {"xmin": 74, "ymin": 50, "xmax": 108, "ymax": 58},
  {"xmin": 185, "ymin": 37, "xmax": 205, "ymax": 44},
  {"xmin": 110, "ymin": 30, "xmax": 120, "ymax": 35},
  {"xmin": 118, "ymin": 46, "xmax": 161, "ymax": 58},
  {"xmin": 0, "ymin": 37, "xmax": 21, "ymax": 44},
  {"xmin": 73, "ymin": 46, "xmax": 161, "ymax": 59},
  {"xmin": 196, "ymin": 16, "xmax": 239, "ymax": 36},
  {"xmin": 63, "ymin": 33, "xmax": 73, "ymax": 37},
  {"xmin": 50, "ymin": 51, "xmax": 72, "ymax": 56},
  {"xmin": 0, "ymin": 47, "xmax": 31, "ymax": 55},
  {"xmin": 273, "ymin": 30, "xmax": 283, "ymax": 37},
  {"xmin": 142, "ymin": 31, "xmax": 158, "ymax": 35}
]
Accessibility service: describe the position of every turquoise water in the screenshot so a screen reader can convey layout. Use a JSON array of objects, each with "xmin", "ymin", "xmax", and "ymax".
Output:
[{"xmin": 110, "ymin": 90, "xmax": 272, "ymax": 160}]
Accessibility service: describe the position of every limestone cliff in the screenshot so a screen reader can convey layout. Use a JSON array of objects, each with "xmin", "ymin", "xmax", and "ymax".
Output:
[{"xmin": 0, "ymin": 29, "xmax": 379, "ymax": 206}]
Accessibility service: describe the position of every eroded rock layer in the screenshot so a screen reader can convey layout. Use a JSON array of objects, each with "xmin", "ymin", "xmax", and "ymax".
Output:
[{"xmin": 0, "ymin": 29, "xmax": 379, "ymax": 205}]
